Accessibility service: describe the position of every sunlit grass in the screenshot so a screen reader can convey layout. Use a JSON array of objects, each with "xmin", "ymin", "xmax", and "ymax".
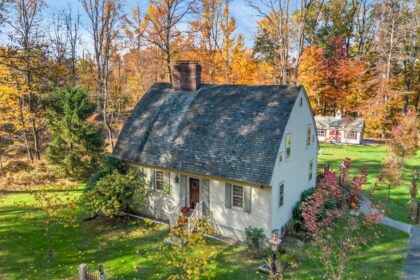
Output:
[
  {"xmin": 0, "ymin": 187, "xmax": 262, "ymax": 279},
  {"xmin": 1, "ymin": 182, "xmax": 410, "ymax": 279},
  {"xmin": 318, "ymin": 143, "xmax": 420, "ymax": 224}
]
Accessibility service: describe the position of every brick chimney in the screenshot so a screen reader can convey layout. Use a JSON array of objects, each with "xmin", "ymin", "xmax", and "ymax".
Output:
[{"xmin": 172, "ymin": 61, "xmax": 202, "ymax": 91}]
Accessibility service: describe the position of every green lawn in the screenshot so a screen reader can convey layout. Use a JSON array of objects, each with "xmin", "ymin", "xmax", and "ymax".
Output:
[
  {"xmin": 318, "ymin": 143, "xmax": 420, "ymax": 224},
  {"xmin": 284, "ymin": 223, "xmax": 408, "ymax": 279},
  {"xmin": 0, "ymin": 184, "xmax": 409, "ymax": 279},
  {"xmin": 0, "ymin": 188, "xmax": 262, "ymax": 280}
]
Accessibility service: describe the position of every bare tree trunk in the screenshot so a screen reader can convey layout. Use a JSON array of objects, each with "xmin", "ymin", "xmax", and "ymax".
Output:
[{"xmin": 82, "ymin": 0, "xmax": 121, "ymax": 150}]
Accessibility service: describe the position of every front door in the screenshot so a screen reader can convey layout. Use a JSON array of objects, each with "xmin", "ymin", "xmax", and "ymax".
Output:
[{"xmin": 189, "ymin": 178, "xmax": 200, "ymax": 209}]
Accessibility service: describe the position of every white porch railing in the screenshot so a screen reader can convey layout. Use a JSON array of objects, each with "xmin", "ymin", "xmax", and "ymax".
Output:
[
  {"xmin": 167, "ymin": 196, "xmax": 186, "ymax": 230},
  {"xmin": 187, "ymin": 202, "xmax": 202, "ymax": 235}
]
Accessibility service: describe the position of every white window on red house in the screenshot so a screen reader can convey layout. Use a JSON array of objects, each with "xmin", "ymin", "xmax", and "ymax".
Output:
[
  {"xmin": 346, "ymin": 131, "xmax": 358, "ymax": 140},
  {"xmin": 317, "ymin": 129, "xmax": 325, "ymax": 137}
]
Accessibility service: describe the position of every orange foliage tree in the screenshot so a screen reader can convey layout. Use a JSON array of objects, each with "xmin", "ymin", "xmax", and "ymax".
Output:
[{"xmin": 298, "ymin": 37, "xmax": 370, "ymax": 116}]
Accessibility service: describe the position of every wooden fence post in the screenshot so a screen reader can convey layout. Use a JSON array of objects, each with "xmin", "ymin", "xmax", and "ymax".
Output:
[
  {"xmin": 99, "ymin": 264, "xmax": 106, "ymax": 280},
  {"xmin": 79, "ymin": 264, "xmax": 87, "ymax": 280}
]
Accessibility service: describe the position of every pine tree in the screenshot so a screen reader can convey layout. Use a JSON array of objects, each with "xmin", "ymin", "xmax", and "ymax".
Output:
[{"xmin": 46, "ymin": 88, "xmax": 103, "ymax": 177}]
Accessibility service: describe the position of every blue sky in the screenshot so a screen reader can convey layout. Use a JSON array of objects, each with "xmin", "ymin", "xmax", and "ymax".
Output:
[{"xmin": 44, "ymin": 0, "xmax": 261, "ymax": 51}]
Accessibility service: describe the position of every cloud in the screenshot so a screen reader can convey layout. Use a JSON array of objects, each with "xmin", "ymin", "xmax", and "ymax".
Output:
[{"xmin": 230, "ymin": 0, "xmax": 259, "ymax": 47}]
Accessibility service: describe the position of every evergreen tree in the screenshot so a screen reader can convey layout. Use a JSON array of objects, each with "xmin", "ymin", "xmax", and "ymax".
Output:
[{"xmin": 46, "ymin": 88, "xmax": 103, "ymax": 177}]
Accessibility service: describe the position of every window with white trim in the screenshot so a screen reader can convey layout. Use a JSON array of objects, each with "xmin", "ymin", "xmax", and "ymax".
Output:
[
  {"xmin": 309, "ymin": 161, "xmax": 313, "ymax": 181},
  {"xmin": 345, "ymin": 131, "xmax": 358, "ymax": 140},
  {"xmin": 317, "ymin": 129, "xmax": 325, "ymax": 137},
  {"xmin": 232, "ymin": 185, "xmax": 244, "ymax": 208},
  {"xmin": 285, "ymin": 134, "xmax": 291, "ymax": 159},
  {"xmin": 154, "ymin": 170, "xmax": 164, "ymax": 190},
  {"xmin": 307, "ymin": 125, "xmax": 311, "ymax": 146},
  {"xmin": 279, "ymin": 182, "xmax": 284, "ymax": 207}
]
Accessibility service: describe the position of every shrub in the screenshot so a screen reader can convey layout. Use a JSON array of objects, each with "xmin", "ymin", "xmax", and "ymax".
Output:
[
  {"xmin": 81, "ymin": 169, "xmax": 146, "ymax": 217},
  {"xmin": 86, "ymin": 156, "xmax": 127, "ymax": 188},
  {"xmin": 292, "ymin": 187, "xmax": 315, "ymax": 230},
  {"xmin": 244, "ymin": 226, "xmax": 266, "ymax": 258}
]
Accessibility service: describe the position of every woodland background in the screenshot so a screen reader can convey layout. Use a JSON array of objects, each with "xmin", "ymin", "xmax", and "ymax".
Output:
[{"xmin": 0, "ymin": 0, "xmax": 418, "ymax": 165}]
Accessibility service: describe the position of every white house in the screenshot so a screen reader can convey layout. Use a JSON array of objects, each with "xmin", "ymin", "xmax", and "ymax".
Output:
[
  {"xmin": 315, "ymin": 114, "xmax": 365, "ymax": 145},
  {"xmin": 113, "ymin": 61, "xmax": 319, "ymax": 241}
]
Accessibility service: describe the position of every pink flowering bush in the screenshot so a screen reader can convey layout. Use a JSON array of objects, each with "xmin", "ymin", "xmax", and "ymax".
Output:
[
  {"xmin": 301, "ymin": 170, "xmax": 344, "ymax": 236},
  {"xmin": 301, "ymin": 158, "xmax": 377, "ymax": 237}
]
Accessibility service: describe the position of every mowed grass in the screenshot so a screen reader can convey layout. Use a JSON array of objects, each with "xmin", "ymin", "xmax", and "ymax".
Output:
[
  {"xmin": 284, "ymin": 222, "xmax": 408, "ymax": 280},
  {"xmin": 0, "ymin": 187, "xmax": 263, "ymax": 280},
  {"xmin": 0, "ymin": 184, "xmax": 409, "ymax": 280},
  {"xmin": 318, "ymin": 143, "xmax": 420, "ymax": 224}
]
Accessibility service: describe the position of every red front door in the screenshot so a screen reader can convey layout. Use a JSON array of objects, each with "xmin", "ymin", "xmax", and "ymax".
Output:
[{"xmin": 189, "ymin": 178, "xmax": 200, "ymax": 209}]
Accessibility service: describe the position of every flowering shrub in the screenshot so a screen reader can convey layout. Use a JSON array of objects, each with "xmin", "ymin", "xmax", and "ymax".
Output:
[
  {"xmin": 301, "ymin": 170, "xmax": 344, "ymax": 236},
  {"xmin": 301, "ymin": 158, "xmax": 370, "ymax": 236},
  {"xmin": 292, "ymin": 187, "xmax": 315, "ymax": 231},
  {"xmin": 181, "ymin": 206, "xmax": 190, "ymax": 216},
  {"xmin": 348, "ymin": 167, "xmax": 367, "ymax": 209}
]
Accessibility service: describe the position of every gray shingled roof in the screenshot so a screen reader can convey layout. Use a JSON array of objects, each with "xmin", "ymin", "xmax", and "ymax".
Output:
[
  {"xmin": 315, "ymin": 116, "xmax": 364, "ymax": 131},
  {"xmin": 113, "ymin": 83, "xmax": 302, "ymax": 186}
]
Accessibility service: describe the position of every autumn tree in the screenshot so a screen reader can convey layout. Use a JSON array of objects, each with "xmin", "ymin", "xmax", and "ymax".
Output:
[
  {"xmin": 297, "ymin": 46, "xmax": 328, "ymax": 113},
  {"xmin": 298, "ymin": 38, "xmax": 369, "ymax": 115},
  {"xmin": 123, "ymin": 6, "xmax": 159, "ymax": 104},
  {"xmin": 383, "ymin": 110, "xmax": 419, "ymax": 198},
  {"xmin": 31, "ymin": 185, "xmax": 78, "ymax": 258},
  {"xmin": 250, "ymin": 0, "xmax": 293, "ymax": 84},
  {"xmin": 188, "ymin": 0, "xmax": 257, "ymax": 84},
  {"xmin": 144, "ymin": 0, "xmax": 192, "ymax": 83},
  {"xmin": 250, "ymin": 0, "xmax": 318, "ymax": 83},
  {"xmin": 81, "ymin": 0, "xmax": 122, "ymax": 149},
  {"xmin": 189, "ymin": 0, "xmax": 225, "ymax": 83},
  {"xmin": 3, "ymin": 0, "xmax": 48, "ymax": 161},
  {"xmin": 47, "ymin": 5, "xmax": 81, "ymax": 87}
]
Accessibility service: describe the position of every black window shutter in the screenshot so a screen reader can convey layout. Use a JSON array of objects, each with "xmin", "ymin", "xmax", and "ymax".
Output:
[
  {"xmin": 225, "ymin": 183, "xmax": 232, "ymax": 208},
  {"xmin": 244, "ymin": 187, "xmax": 252, "ymax": 213}
]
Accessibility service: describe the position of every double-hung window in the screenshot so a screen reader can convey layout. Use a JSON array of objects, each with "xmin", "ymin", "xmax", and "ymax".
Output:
[
  {"xmin": 285, "ymin": 134, "xmax": 292, "ymax": 159},
  {"xmin": 232, "ymin": 185, "xmax": 244, "ymax": 208},
  {"xmin": 317, "ymin": 129, "xmax": 325, "ymax": 137},
  {"xmin": 279, "ymin": 182, "xmax": 284, "ymax": 207},
  {"xmin": 154, "ymin": 170, "xmax": 164, "ymax": 190},
  {"xmin": 346, "ymin": 131, "xmax": 358, "ymax": 140},
  {"xmin": 309, "ymin": 161, "xmax": 313, "ymax": 181}
]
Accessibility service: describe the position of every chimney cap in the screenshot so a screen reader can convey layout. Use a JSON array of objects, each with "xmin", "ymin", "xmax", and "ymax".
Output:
[{"xmin": 175, "ymin": 60, "xmax": 200, "ymax": 64}]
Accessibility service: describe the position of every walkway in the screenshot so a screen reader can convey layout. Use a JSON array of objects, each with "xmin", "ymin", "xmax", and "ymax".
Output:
[{"xmin": 360, "ymin": 196, "xmax": 420, "ymax": 280}]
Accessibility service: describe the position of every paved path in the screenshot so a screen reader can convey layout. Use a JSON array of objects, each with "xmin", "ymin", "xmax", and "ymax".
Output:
[
  {"xmin": 360, "ymin": 196, "xmax": 420, "ymax": 279},
  {"xmin": 402, "ymin": 227, "xmax": 420, "ymax": 280}
]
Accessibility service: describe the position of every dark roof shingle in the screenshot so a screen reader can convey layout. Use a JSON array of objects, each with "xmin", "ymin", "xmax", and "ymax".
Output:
[
  {"xmin": 315, "ymin": 116, "xmax": 364, "ymax": 132},
  {"xmin": 113, "ymin": 83, "xmax": 301, "ymax": 185}
]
